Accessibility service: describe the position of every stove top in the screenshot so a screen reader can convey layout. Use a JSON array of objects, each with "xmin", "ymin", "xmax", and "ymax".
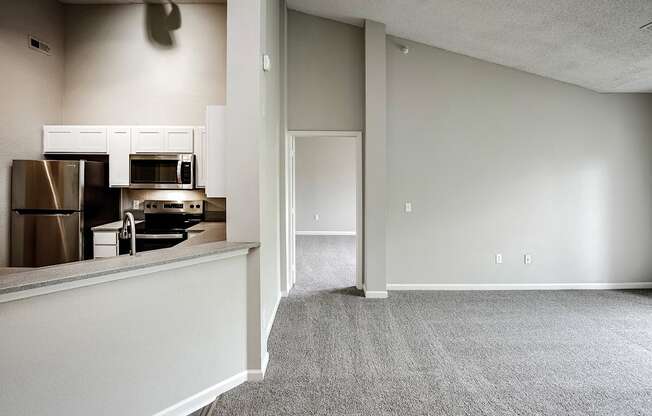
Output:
[{"xmin": 137, "ymin": 200, "xmax": 204, "ymax": 236}]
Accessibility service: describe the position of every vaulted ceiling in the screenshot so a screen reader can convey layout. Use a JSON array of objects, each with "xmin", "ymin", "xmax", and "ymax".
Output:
[{"xmin": 287, "ymin": 0, "xmax": 652, "ymax": 93}]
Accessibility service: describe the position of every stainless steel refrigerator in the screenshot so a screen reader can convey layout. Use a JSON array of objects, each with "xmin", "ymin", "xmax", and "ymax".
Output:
[{"xmin": 11, "ymin": 160, "xmax": 119, "ymax": 267}]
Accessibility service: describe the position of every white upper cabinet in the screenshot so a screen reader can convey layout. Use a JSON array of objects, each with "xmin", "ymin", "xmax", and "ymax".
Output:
[
  {"xmin": 43, "ymin": 126, "xmax": 108, "ymax": 154},
  {"xmin": 132, "ymin": 126, "xmax": 194, "ymax": 153},
  {"xmin": 193, "ymin": 126, "xmax": 206, "ymax": 188},
  {"xmin": 166, "ymin": 127, "xmax": 194, "ymax": 153},
  {"xmin": 107, "ymin": 127, "xmax": 131, "ymax": 187},
  {"xmin": 132, "ymin": 127, "xmax": 165, "ymax": 153},
  {"xmin": 205, "ymin": 106, "xmax": 226, "ymax": 197}
]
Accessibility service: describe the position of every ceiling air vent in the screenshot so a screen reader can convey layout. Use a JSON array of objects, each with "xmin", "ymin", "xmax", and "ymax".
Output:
[
  {"xmin": 640, "ymin": 22, "xmax": 652, "ymax": 32},
  {"xmin": 28, "ymin": 35, "xmax": 51, "ymax": 55}
]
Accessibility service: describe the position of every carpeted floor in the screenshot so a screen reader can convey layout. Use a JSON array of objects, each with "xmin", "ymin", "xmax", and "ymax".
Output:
[{"xmin": 213, "ymin": 235, "xmax": 652, "ymax": 415}]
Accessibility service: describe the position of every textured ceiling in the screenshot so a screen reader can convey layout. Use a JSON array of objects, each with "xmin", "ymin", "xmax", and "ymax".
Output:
[{"xmin": 287, "ymin": 0, "xmax": 652, "ymax": 93}]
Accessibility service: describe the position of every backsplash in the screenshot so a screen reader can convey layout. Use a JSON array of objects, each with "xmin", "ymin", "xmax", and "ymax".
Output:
[{"xmin": 120, "ymin": 189, "xmax": 226, "ymax": 221}]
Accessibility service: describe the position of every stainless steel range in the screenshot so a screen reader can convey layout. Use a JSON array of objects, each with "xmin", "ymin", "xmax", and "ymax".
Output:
[{"xmin": 123, "ymin": 200, "xmax": 204, "ymax": 253}]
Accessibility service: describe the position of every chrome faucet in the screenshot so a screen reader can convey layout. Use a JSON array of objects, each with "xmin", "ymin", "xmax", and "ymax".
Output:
[{"xmin": 120, "ymin": 212, "xmax": 137, "ymax": 255}]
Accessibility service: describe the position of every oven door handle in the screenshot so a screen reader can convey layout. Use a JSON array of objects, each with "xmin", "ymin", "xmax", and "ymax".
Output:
[{"xmin": 135, "ymin": 233, "xmax": 185, "ymax": 240}]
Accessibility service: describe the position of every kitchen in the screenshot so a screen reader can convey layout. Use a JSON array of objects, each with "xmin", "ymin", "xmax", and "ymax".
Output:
[
  {"xmin": 3, "ymin": 2, "xmax": 229, "ymax": 270},
  {"xmin": 0, "ymin": 1, "xmax": 278, "ymax": 415}
]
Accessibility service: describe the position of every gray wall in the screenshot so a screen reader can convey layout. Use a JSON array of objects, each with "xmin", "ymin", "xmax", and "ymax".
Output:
[
  {"xmin": 0, "ymin": 0, "xmax": 65, "ymax": 266},
  {"xmin": 364, "ymin": 20, "xmax": 388, "ymax": 293},
  {"xmin": 0, "ymin": 255, "xmax": 248, "ymax": 415},
  {"xmin": 63, "ymin": 3, "xmax": 226, "ymax": 125},
  {"xmin": 295, "ymin": 137, "xmax": 357, "ymax": 233},
  {"xmin": 287, "ymin": 10, "xmax": 364, "ymax": 131},
  {"xmin": 386, "ymin": 36, "xmax": 652, "ymax": 286}
]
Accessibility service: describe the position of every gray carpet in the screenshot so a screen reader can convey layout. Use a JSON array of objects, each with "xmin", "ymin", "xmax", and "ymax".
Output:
[{"xmin": 213, "ymin": 236, "xmax": 652, "ymax": 415}]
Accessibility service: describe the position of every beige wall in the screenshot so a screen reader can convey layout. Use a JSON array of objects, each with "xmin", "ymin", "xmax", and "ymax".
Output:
[
  {"xmin": 0, "ymin": 0, "xmax": 65, "ymax": 266},
  {"xmin": 295, "ymin": 137, "xmax": 356, "ymax": 232},
  {"xmin": 386, "ymin": 36, "xmax": 652, "ymax": 286},
  {"xmin": 287, "ymin": 10, "xmax": 364, "ymax": 131},
  {"xmin": 63, "ymin": 3, "xmax": 226, "ymax": 125}
]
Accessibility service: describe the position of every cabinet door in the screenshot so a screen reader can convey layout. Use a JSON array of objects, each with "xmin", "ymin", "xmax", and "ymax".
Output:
[
  {"xmin": 205, "ymin": 106, "xmax": 226, "ymax": 197},
  {"xmin": 43, "ymin": 126, "xmax": 107, "ymax": 154},
  {"xmin": 166, "ymin": 127, "xmax": 194, "ymax": 153},
  {"xmin": 44, "ymin": 126, "xmax": 77, "ymax": 153},
  {"xmin": 193, "ymin": 127, "xmax": 206, "ymax": 188},
  {"xmin": 76, "ymin": 126, "xmax": 108, "ymax": 153},
  {"xmin": 108, "ymin": 127, "xmax": 131, "ymax": 187},
  {"xmin": 133, "ymin": 127, "xmax": 166, "ymax": 153}
]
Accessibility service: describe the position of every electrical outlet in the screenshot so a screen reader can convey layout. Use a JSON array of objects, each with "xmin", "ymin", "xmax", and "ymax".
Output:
[
  {"xmin": 133, "ymin": 200, "xmax": 141, "ymax": 209},
  {"xmin": 495, "ymin": 253, "xmax": 503, "ymax": 264},
  {"xmin": 405, "ymin": 202, "xmax": 412, "ymax": 213},
  {"xmin": 524, "ymin": 254, "xmax": 532, "ymax": 265}
]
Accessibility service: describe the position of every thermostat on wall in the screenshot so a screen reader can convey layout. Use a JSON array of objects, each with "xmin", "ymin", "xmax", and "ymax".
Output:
[{"xmin": 28, "ymin": 35, "xmax": 51, "ymax": 55}]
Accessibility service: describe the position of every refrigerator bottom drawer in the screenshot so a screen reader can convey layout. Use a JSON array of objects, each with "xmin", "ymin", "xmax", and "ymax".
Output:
[{"xmin": 10, "ymin": 211, "xmax": 82, "ymax": 267}]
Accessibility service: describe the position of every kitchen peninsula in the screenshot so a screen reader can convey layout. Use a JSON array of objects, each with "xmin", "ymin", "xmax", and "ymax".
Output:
[{"xmin": 0, "ymin": 234, "xmax": 259, "ymax": 416}]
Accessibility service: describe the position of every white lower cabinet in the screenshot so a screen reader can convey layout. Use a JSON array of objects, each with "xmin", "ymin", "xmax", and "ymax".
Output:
[
  {"xmin": 93, "ymin": 231, "xmax": 120, "ymax": 258},
  {"xmin": 108, "ymin": 127, "xmax": 131, "ymax": 187}
]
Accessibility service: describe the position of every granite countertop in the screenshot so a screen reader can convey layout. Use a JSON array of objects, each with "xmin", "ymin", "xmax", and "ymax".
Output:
[
  {"xmin": 91, "ymin": 219, "xmax": 143, "ymax": 231},
  {"xmin": 0, "ymin": 239, "xmax": 259, "ymax": 302},
  {"xmin": 180, "ymin": 222, "xmax": 227, "ymax": 247}
]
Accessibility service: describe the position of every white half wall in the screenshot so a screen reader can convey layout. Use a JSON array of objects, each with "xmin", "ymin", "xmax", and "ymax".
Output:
[
  {"xmin": 386, "ymin": 36, "xmax": 652, "ymax": 287},
  {"xmin": 295, "ymin": 136, "xmax": 357, "ymax": 233},
  {"xmin": 0, "ymin": 254, "xmax": 248, "ymax": 416}
]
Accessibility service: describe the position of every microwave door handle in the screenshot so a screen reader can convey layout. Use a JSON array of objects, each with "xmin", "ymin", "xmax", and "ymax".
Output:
[{"xmin": 177, "ymin": 160, "xmax": 182, "ymax": 184}]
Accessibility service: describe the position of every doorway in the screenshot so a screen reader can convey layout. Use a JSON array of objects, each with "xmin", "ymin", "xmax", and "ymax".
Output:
[{"xmin": 284, "ymin": 131, "xmax": 363, "ymax": 294}]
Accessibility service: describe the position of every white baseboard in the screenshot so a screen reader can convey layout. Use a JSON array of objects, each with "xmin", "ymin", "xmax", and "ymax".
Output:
[
  {"xmin": 153, "ymin": 371, "xmax": 247, "ymax": 416},
  {"xmin": 387, "ymin": 282, "xmax": 652, "ymax": 291},
  {"xmin": 363, "ymin": 284, "xmax": 388, "ymax": 298},
  {"xmin": 295, "ymin": 230, "xmax": 356, "ymax": 236},
  {"xmin": 247, "ymin": 351, "xmax": 269, "ymax": 382}
]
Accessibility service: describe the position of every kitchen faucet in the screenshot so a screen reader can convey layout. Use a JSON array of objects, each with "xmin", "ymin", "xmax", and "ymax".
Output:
[{"xmin": 120, "ymin": 212, "xmax": 137, "ymax": 255}]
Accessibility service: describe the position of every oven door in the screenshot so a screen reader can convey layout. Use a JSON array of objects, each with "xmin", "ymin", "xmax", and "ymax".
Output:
[
  {"xmin": 120, "ymin": 233, "xmax": 187, "ymax": 254},
  {"xmin": 129, "ymin": 154, "xmax": 193, "ymax": 189}
]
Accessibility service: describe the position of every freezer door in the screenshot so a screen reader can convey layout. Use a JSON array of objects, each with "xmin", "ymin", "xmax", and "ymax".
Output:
[
  {"xmin": 11, "ymin": 160, "xmax": 82, "ymax": 211},
  {"xmin": 10, "ymin": 211, "xmax": 82, "ymax": 267}
]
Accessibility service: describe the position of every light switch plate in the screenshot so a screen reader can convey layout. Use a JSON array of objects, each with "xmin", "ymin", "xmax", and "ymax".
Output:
[
  {"xmin": 262, "ymin": 54, "xmax": 271, "ymax": 71},
  {"xmin": 496, "ymin": 254, "xmax": 503, "ymax": 264},
  {"xmin": 405, "ymin": 202, "xmax": 412, "ymax": 213},
  {"xmin": 524, "ymin": 254, "xmax": 532, "ymax": 264}
]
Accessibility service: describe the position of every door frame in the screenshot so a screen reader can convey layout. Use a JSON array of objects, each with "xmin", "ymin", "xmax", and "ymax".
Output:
[{"xmin": 283, "ymin": 131, "xmax": 364, "ymax": 294}]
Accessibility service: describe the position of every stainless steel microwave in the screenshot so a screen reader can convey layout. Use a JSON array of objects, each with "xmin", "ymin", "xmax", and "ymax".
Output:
[{"xmin": 129, "ymin": 154, "xmax": 194, "ymax": 189}]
